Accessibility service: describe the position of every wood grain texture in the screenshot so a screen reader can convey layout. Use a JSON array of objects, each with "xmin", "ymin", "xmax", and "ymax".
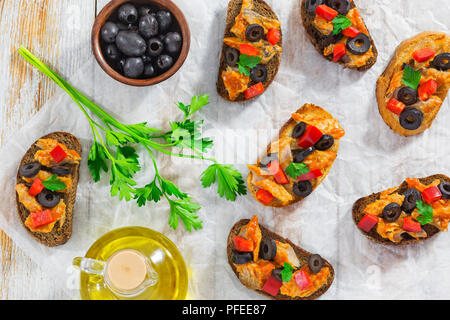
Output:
[{"xmin": 0, "ymin": 0, "xmax": 97, "ymax": 299}]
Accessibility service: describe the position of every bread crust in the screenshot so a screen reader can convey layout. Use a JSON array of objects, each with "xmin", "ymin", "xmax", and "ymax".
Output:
[
  {"xmin": 300, "ymin": 0, "xmax": 377, "ymax": 71},
  {"xmin": 247, "ymin": 103, "xmax": 342, "ymax": 207},
  {"xmin": 216, "ymin": 0, "xmax": 282, "ymax": 102},
  {"xmin": 15, "ymin": 132, "xmax": 82, "ymax": 247},
  {"xmin": 227, "ymin": 219, "xmax": 335, "ymax": 300},
  {"xmin": 376, "ymin": 31, "xmax": 450, "ymax": 136},
  {"xmin": 352, "ymin": 174, "xmax": 450, "ymax": 246}
]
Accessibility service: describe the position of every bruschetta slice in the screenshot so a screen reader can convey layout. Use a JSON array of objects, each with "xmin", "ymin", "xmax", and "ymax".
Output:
[
  {"xmin": 376, "ymin": 31, "xmax": 450, "ymax": 136},
  {"xmin": 15, "ymin": 132, "xmax": 82, "ymax": 247},
  {"xmin": 352, "ymin": 174, "xmax": 450, "ymax": 246},
  {"xmin": 227, "ymin": 216, "xmax": 334, "ymax": 300},
  {"xmin": 247, "ymin": 104, "xmax": 345, "ymax": 207},
  {"xmin": 300, "ymin": 0, "xmax": 377, "ymax": 71},
  {"xmin": 217, "ymin": 0, "xmax": 282, "ymax": 102}
]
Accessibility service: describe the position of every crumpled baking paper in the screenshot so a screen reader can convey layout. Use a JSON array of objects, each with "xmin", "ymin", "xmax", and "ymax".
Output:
[{"xmin": 0, "ymin": 0, "xmax": 449, "ymax": 299}]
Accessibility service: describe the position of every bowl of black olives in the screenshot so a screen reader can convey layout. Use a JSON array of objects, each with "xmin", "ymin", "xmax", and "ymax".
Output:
[{"xmin": 92, "ymin": 0, "xmax": 190, "ymax": 86}]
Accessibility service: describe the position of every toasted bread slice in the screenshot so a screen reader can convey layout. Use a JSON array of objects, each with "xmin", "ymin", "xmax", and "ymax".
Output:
[
  {"xmin": 300, "ymin": 0, "xmax": 377, "ymax": 71},
  {"xmin": 247, "ymin": 103, "xmax": 344, "ymax": 207},
  {"xmin": 376, "ymin": 31, "xmax": 450, "ymax": 136},
  {"xmin": 15, "ymin": 132, "xmax": 82, "ymax": 247},
  {"xmin": 227, "ymin": 219, "xmax": 335, "ymax": 300},
  {"xmin": 352, "ymin": 174, "xmax": 450, "ymax": 246},
  {"xmin": 216, "ymin": 0, "xmax": 282, "ymax": 102}
]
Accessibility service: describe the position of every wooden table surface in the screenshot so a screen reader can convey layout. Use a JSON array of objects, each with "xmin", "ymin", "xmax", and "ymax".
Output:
[{"xmin": 0, "ymin": 0, "xmax": 110, "ymax": 299}]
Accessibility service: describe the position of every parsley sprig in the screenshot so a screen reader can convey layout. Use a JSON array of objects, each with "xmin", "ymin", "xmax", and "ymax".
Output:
[
  {"xmin": 416, "ymin": 200, "xmax": 434, "ymax": 225},
  {"xmin": 42, "ymin": 174, "xmax": 67, "ymax": 191},
  {"xmin": 402, "ymin": 66, "xmax": 422, "ymax": 90},
  {"xmin": 285, "ymin": 162, "xmax": 310, "ymax": 179},
  {"xmin": 332, "ymin": 15, "xmax": 352, "ymax": 35},
  {"xmin": 237, "ymin": 54, "xmax": 262, "ymax": 76},
  {"xmin": 281, "ymin": 262, "xmax": 294, "ymax": 282},
  {"xmin": 18, "ymin": 46, "xmax": 247, "ymax": 232}
]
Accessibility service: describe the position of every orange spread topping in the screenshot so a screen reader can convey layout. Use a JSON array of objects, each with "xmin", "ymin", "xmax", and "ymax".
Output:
[
  {"xmin": 15, "ymin": 183, "xmax": 43, "ymax": 213},
  {"xmin": 238, "ymin": 215, "xmax": 262, "ymax": 262},
  {"xmin": 22, "ymin": 170, "xmax": 72, "ymax": 193},
  {"xmin": 253, "ymin": 178, "xmax": 294, "ymax": 204},
  {"xmin": 291, "ymin": 113, "xmax": 345, "ymax": 139},
  {"xmin": 222, "ymin": 67, "xmax": 250, "ymax": 101},
  {"xmin": 235, "ymin": 260, "xmax": 276, "ymax": 290},
  {"xmin": 34, "ymin": 139, "xmax": 81, "ymax": 167},
  {"xmin": 24, "ymin": 200, "xmax": 66, "ymax": 233}
]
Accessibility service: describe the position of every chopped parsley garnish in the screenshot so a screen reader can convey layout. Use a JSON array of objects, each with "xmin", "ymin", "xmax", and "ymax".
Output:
[
  {"xmin": 416, "ymin": 200, "xmax": 434, "ymax": 225},
  {"xmin": 285, "ymin": 162, "xmax": 310, "ymax": 179},
  {"xmin": 237, "ymin": 54, "xmax": 262, "ymax": 76},
  {"xmin": 42, "ymin": 174, "xmax": 66, "ymax": 191},
  {"xmin": 332, "ymin": 15, "xmax": 352, "ymax": 35},
  {"xmin": 402, "ymin": 66, "xmax": 422, "ymax": 90},
  {"xmin": 281, "ymin": 263, "xmax": 294, "ymax": 282}
]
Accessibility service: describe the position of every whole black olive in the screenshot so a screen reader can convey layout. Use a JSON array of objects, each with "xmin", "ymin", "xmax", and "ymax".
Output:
[
  {"xmin": 139, "ymin": 14, "xmax": 158, "ymax": 38},
  {"xmin": 19, "ymin": 162, "xmax": 41, "ymax": 178},
  {"xmin": 293, "ymin": 181, "xmax": 313, "ymax": 198},
  {"xmin": 143, "ymin": 64, "xmax": 156, "ymax": 77},
  {"xmin": 315, "ymin": 134, "xmax": 334, "ymax": 151},
  {"xmin": 399, "ymin": 107, "xmax": 423, "ymax": 130},
  {"xmin": 325, "ymin": 0, "xmax": 351, "ymax": 15},
  {"xmin": 308, "ymin": 254, "xmax": 324, "ymax": 274},
  {"xmin": 118, "ymin": 3, "xmax": 138, "ymax": 24},
  {"xmin": 115, "ymin": 31, "xmax": 147, "ymax": 57},
  {"xmin": 293, "ymin": 147, "xmax": 315, "ymax": 163},
  {"xmin": 163, "ymin": 32, "xmax": 182, "ymax": 55},
  {"xmin": 250, "ymin": 65, "xmax": 268, "ymax": 83},
  {"xmin": 381, "ymin": 203, "xmax": 401, "ymax": 222},
  {"xmin": 438, "ymin": 182, "xmax": 450, "ymax": 199},
  {"xmin": 156, "ymin": 54, "xmax": 174, "ymax": 71},
  {"xmin": 259, "ymin": 153, "xmax": 278, "ymax": 168},
  {"xmin": 104, "ymin": 44, "xmax": 121, "ymax": 63},
  {"xmin": 245, "ymin": 24, "xmax": 264, "ymax": 42},
  {"xmin": 141, "ymin": 55, "xmax": 152, "ymax": 64},
  {"xmin": 101, "ymin": 22, "xmax": 119, "ymax": 43},
  {"xmin": 37, "ymin": 189, "xmax": 60, "ymax": 208},
  {"xmin": 225, "ymin": 47, "xmax": 239, "ymax": 67},
  {"xmin": 147, "ymin": 37, "xmax": 164, "ymax": 57},
  {"xmin": 430, "ymin": 53, "xmax": 450, "ymax": 71},
  {"xmin": 155, "ymin": 11, "xmax": 172, "ymax": 33},
  {"xmin": 397, "ymin": 87, "xmax": 418, "ymax": 106},
  {"xmin": 305, "ymin": 0, "xmax": 324, "ymax": 14},
  {"xmin": 123, "ymin": 57, "xmax": 144, "ymax": 78},
  {"xmin": 231, "ymin": 250, "xmax": 253, "ymax": 265},
  {"xmin": 401, "ymin": 188, "xmax": 422, "ymax": 213},
  {"xmin": 346, "ymin": 33, "xmax": 371, "ymax": 55},
  {"xmin": 272, "ymin": 268, "xmax": 283, "ymax": 282},
  {"xmin": 259, "ymin": 238, "xmax": 277, "ymax": 260},
  {"xmin": 292, "ymin": 122, "xmax": 307, "ymax": 139},
  {"xmin": 51, "ymin": 165, "xmax": 71, "ymax": 176},
  {"xmin": 138, "ymin": 5, "xmax": 153, "ymax": 17}
]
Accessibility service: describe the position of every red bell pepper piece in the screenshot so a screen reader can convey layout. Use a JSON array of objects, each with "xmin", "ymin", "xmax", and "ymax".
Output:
[
  {"xmin": 333, "ymin": 43, "xmax": 346, "ymax": 62},
  {"xmin": 262, "ymin": 275, "xmax": 283, "ymax": 296},
  {"xmin": 422, "ymin": 186, "xmax": 442, "ymax": 203},
  {"xmin": 256, "ymin": 189, "xmax": 275, "ymax": 205},
  {"xmin": 50, "ymin": 145, "xmax": 67, "ymax": 164},
  {"xmin": 412, "ymin": 48, "xmax": 436, "ymax": 62},
  {"xmin": 315, "ymin": 4, "xmax": 338, "ymax": 21},
  {"xmin": 29, "ymin": 210, "xmax": 55, "ymax": 229},
  {"xmin": 267, "ymin": 160, "xmax": 289, "ymax": 185},
  {"xmin": 418, "ymin": 79, "xmax": 437, "ymax": 101},
  {"xmin": 297, "ymin": 125, "xmax": 323, "ymax": 149},
  {"xmin": 297, "ymin": 169, "xmax": 323, "ymax": 181},
  {"xmin": 233, "ymin": 236, "xmax": 254, "ymax": 252},
  {"xmin": 28, "ymin": 178, "xmax": 44, "ymax": 197},
  {"xmin": 244, "ymin": 82, "xmax": 265, "ymax": 100},
  {"xmin": 239, "ymin": 44, "xmax": 258, "ymax": 56},
  {"xmin": 403, "ymin": 217, "xmax": 422, "ymax": 233},
  {"xmin": 294, "ymin": 270, "xmax": 312, "ymax": 291},
  {"xmin": 357, "ymin": 214, "xmax": 378, "ymax": 232},
  {"xmin": 342, "ymin": 26, "xmax": 360, "ymax": 38},
  {"xmin": 386, "ymin": 98, "xmax": 406, "ymax": 115},
  {"xmin": 267, "ymin": 28, "xmax": 281, "ymax": 45}
]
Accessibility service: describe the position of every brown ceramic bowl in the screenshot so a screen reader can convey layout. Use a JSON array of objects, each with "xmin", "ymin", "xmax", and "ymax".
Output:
[{"xmin": 92, "ymin": 0, "xmax": 190, "ymax": 86}]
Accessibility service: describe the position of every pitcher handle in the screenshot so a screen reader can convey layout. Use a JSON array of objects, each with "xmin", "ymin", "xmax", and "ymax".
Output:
[{"xmin": 72, "ymin": 257, "xmax": 106, "ymax": 276}]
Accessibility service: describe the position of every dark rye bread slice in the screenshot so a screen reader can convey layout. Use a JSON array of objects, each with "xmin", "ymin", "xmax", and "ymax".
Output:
[
  {"xmin": 352, "ymin": 174, "xmax": 450, "ymax": 246},
  {"xmin": 300, "ymin": 0, "xmax": 377, "ymax": 71},
  {"xmin": 227, "ymin": 219, "xmax": 335, "ymax": 300},
  {"xmin": 15, "ymin": 132, "xmax": 82, "ymax": 247},
  {"xmin": 217, "ymin": 0, "xmax": 282, "ymax": 102}
]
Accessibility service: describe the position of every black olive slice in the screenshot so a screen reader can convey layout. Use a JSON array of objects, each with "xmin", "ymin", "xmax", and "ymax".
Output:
[
  {"xmin": 293, "ymin": 181, "xmax": 313, "ymax": 198},
  {"xmin": 245, "ymin": 24, "xmax": 264, "ymax": 42},
  {"xmin": 430, "ymin": 53, "xmax": 450, "ymax": 71},
  {"xmin": 272, "ymin": 268, "xmax": 283, "ymax": 282},
  {"xmin": 259, "ymin": 153, "xmax": 278, "ymax": 168},
  {"xmin": 308, "ymin": 254, "xmax": 324, "ymax": 274},
  {"xmin": 401, "ymin": 189, "xmax": 422, "ymax": 213},
  {"xmin": 292, "ymin": 122, "xmax": 307, "ymax": 138},
  {"xmin": 293, "ymin": 147, "xmax": 315, "ymax": 163},
  {"xmin": 224, "ymin": 47, "xmax": 239, "ymax": 67},
  {"xmin": 250, "ymin": 65, "xmax": 268, "ymax": 83},
  {"xmin": 19, "ymin": 162, "xmax": 41, "ymax": 178},
  {"xmin": 399, "ymin": 107, "xmax": 423, "ymax": 130},
  {"xmin": 381, "ymin": 203, "xmax": 402, "ymax": 222},
  {"xmin": 231, "ymin": 250, "xmax": 253, "ymax": 265},
  {"xmin": 346, "ymin": 33, "xmax": 371, "ymax": 55},
  {"xmin": 37, "ymin": 189, "xmax": 61, "ymax": 208},
  {"xmin": 325, "ymin": 0, "xmax": 350, "ymax": 15},
  {"xmin": 305, "ymin": 0, "xmax": 324, "ymax": 14},
  {"xmin": 259, "ymin": 238, "xmax": 277, "ymax": 260},
  {"xmin": 315, "ymin": 134, "xmax": 334, "ymax": 151},
  {"xmin": 438, "ymin": 182, "xmax": 450, "ymax": 199},
  {"xmin": 397, "ymin": 87, "xmax": 418, "ymax": 106},
  {"xmin": 51, "ymin": 165, "xmax": 72, "ymax": 176}
]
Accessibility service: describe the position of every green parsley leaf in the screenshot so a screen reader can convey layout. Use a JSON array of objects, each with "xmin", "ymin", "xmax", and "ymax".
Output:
[
  {"xmin": 416, "ymin": 200, "xmax": 434, "ymax": 225},
  {"xmin": 161, "ymin": 178, "xmax": 187, "ymax": 199},
  {"xmin": 188, "ymin": 94, "xmax": 210, "ymax": 117},
  {"xmin": 285, "ymin": 162, "xmax": 310, "ymax": 179},
  {"xmin": 167, "ymin": 119, "xmax": 213, "ymax": 153},
  {"xmin": 105, "ymin": 131, "xmax": 136, "ymax": 147},
  {"xmin": 168, "ymin": 197, "xmax": 203, "ymax": 231},
  {"xmin": 402, "ymin": 66, "xmax": 422, "ymax": 90},
  {"xmin": 115, "ymin": 146, "xmax": 140, "ymax": 178},
  {"xmin": 110, "ymin": 165, "xmax": 136, "ymax": 201},
  {"xmin": 134, "ymin": 179, "xmax": 163, "ymax": 206},
  {"xmin": 332, "ymin": 14, "xmax": 352, "ymax": 35},
  {"xmin": 237, "ymin": 54, "xmax": 262, "ymax": 76},
  {"xmin": 42, "ymin": 174, "xmax": 67, "ymax": 191},
  {"xmin": 281, "ymin": 263, "xmax": 294, "ymax": 283},
  {"xmin": 127, "ymin": 122, "xmax": 160, "ymax": 138},
  {"xmin": 200, "ymin": 164, "xmax": 247, "ymax": 201},
  {"xmin": 87, "ymin": 141, "xmax": 109, "ymax": 182}
]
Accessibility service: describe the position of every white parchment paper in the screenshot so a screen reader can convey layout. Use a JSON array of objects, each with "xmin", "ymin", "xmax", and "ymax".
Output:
[{"xmin": 0, "ymin": 0, "xmax": 449, "ymax": 299}]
